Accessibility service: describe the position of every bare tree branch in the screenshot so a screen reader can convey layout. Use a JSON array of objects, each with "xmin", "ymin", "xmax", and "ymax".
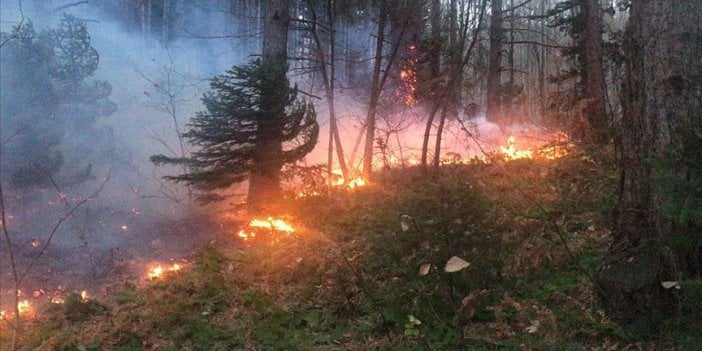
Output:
[
  {"xmin": 18, "ymin": 173, "xmax": 111, "ymax": 285},
  {"xmin": 0, "ymin": 0, "xmax": 25, "ymax": 49},
  {"xmin": 54, "ymin": 1, "xmax": 90, "ymax": 11}
]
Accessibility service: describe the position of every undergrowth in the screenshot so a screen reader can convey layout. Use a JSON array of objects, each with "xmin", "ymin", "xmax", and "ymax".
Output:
[{"xmin": 3, "ymin": 147, "xmax": 700, "ymax": 350}]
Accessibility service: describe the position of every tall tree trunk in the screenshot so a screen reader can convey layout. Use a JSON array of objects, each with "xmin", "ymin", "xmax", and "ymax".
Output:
[
  {"xmin": 486, "ymin": 0, "xmax": 503, "ymax": 127},
  {"xmin": 326, "ymin": 0, "xmax": 349, "ymax": 179},
  {"xmin": 582, "ymin": 0, "xmax": 608, "ymax": 142},
  {"xmin": 362, "ymin": 0, "xmax": 387, "ymax": 181},
  {"xmin": 429, "ymin": 0, "xmax": 442, "ymax": 79},
  {"xmin": 420, "ymin": 0, "xmax": 443, "ymax": 171},
  {"xmin": 309, "ymin": 0, "xmax": 349, "ymax": 181},
  {"xmin": 595, "ymin": 0, "xmax": 702, "ymax": 328},
  {"xmin": 248, "ymin": 0, "xmax": 289, "ymax": 206},
  {"xmin": 506, "ymin": 0, "xmax": 515, "ymax": 121},
  {"xmin": 432, "ymin": 0, "xmax": 460, "ymax": 170}
]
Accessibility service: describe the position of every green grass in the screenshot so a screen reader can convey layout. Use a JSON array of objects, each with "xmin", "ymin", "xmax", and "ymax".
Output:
[{"xmin": 4, "ymin": 148, "xmax": 700, "ymax": 350}]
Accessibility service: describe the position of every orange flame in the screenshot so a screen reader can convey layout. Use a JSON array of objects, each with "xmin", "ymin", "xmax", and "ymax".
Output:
[
  {"xmin": 236, "ymin": 217, "xmax": 296, "ymax": 241},
  {"xmin": 147, "ymin": 263, "xmax": 182, "ymax": 279},
  {"xmin": 17, "ymin": 300, "xmax": 32, "ymax": 316},
  {"xmin": 330, "ymin": 170, "xmax": 367, "ymax": 190},
  {"xmin": 346, "ymin": 177, "xmax": 366, "ymax": 189},
  {"xmin": 500, "ymin": 136, "xmax": 534, "ymax": 160}
]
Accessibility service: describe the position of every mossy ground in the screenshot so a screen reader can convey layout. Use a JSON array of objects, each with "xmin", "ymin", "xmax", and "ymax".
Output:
[{"xmin": 2, "ymin": 147, "xmax": 700, "ymax": 350}]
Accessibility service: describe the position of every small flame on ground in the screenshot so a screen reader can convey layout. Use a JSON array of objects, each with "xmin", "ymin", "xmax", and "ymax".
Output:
[
  {"xmin": 0, "ymin": 300, "xmax": 35, "ymax": 320},
  {"xmin": 17, "ymin": 300, "xmax": 31, "ymax": 315},
  {"xmin": 346, "ymin": 177, "xmax": 366, "ymax": 189},
  {"xmin": 500, "ymin": 136, "xmax": 534, "ymax": 161},
  {"xmin": 51, "ymin": 297, "xmax": 65, "ymax": 304},
  {"xmin": 330, "ymin": 170, "xmax": 367, "ymax": 190},
  {"xmin": 147, "ymin": 263, "xmax": 182, "ymax": 279},
  {"xmin": 237, "ymin": 217, "xmax": 296, "ymax": 241},
  {"xmin": 249, "ymin": 218, "xmax": 295, "ymax": 233}
]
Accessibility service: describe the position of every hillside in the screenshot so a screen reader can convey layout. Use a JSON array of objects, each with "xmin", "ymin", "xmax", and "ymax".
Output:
[{"xmin": 4, "ymin": 148, "xmax": 700, "ymax": 350}]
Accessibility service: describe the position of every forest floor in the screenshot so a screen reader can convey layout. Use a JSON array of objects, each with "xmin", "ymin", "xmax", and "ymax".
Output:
[{"xmin": 2, "ymin": 146, "xmax": 701, "ymax": 350}]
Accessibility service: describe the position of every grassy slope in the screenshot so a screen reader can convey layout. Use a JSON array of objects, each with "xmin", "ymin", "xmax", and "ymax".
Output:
[{"xmin": 3, "ymin": 148, "xmax": 701, "ymax": 350}]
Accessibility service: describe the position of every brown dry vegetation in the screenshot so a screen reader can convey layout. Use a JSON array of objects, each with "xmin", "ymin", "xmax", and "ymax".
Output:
[{"xmin": 2, "ymin": 147, "xmax": 700, "ymax": 350}]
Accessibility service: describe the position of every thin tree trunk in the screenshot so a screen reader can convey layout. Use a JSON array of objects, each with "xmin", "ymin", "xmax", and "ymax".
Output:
[
  {"xmin": 506, "ymin": 0, "xmax": 515, "ymax": 121},
  {"xmin": 309, "ymin": 0, "xmax": 349, "ymax": 180},
  {"xmin": 420, "ymin": 103, "xmax": 441, "ymax": 170},
  {"xmin": 326, "ymin": 0, "xmax": 348, "ymax": 179},
  {"xmin": 420, "ymin": 0, "xmax": 443, "ymax": 171},
  {"xmin": 432, "ymin": 0, "xmax": 461, "ymax": 170},
  {"xmin": 423, "ymin": 0, "xmax": 487, "ymax": 171},
  {"xmin": 486, "ymin": 0, "xmax": 503, "ymax": 127},
  {"xmin": 363, "ymin": 0, "xmax": 387, "ymax": 181},
  {"xmin": 432, "ymin": 107, "xmax": 448, "ymax": 169}
]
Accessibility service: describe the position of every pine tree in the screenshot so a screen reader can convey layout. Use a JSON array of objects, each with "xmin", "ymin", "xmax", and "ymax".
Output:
[
  {"xmin": 0, "ymin": 15, "xmax": 115, "ymax": 189},
  {"xmin": 151, "ymin": 58, "xmax": 319, "ymax": 203}
]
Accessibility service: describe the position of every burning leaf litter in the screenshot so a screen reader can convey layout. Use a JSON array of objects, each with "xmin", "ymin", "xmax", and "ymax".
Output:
[
  {"xmin": 147, "ymin": 263, "xmax": 183, "ymax": 280},
  {"xmin": 236, "ymin": 216, "xmax": 297, "ymax": 241}
]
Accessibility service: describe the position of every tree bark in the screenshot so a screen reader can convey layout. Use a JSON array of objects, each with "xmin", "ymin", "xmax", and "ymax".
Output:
[
  {"xmin": 486, "ymin": 0, "xmax": 503, "ymax": 127},
  {"xmin": 362, "ymin": 0, "xmax": 387, "ymax": 181},
  {"xmin": 248, "ymin": 0, "xmax": 289, "ymax": 206},
  {"xmin": 582, "ymin": 0, "xmax": 608, "ymax": 143},
  {"xmin": 432, "ymin": 107, "xmax": 448, "ymax": 169},
  {"xmin": 595, "ymin": 0, "xmax": 702, "ymax": 328}
]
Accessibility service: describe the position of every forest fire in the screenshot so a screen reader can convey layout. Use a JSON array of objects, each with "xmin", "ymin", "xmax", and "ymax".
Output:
[
  {"xmin": 236, "ymin": 217, "xmax": 296, "ymax": 241},
  {"xmin": 498, "ymin": 134, "xmax": 571, "ymax": 161},
  {"xmin": 0, "ymin": 300, "xmax": 34, "ymax": 320},
  {"xmin": 331, "ymin": 175, "xmax": 367, "ymax": 190},
  {"xmin": 500, "ymin": 136, "xmax": 534, "ymax": 160},
  {"xmin": 48, "ymin": 290, "xmax": 90, "ymax": 304},
  {"xmin": 434, "ymin": 133, "xmax": 570, "ymax": 165},
  {"xmin": 147, "ymin": 263, "xmax": 183, "ymax": 280},
  {"xmin": 14, "ymin": 300, "xmax": 32, "ymax": 317},
  {"xmin": 296, "ymin": 172, "xmax": 367, "ymax": 198}
]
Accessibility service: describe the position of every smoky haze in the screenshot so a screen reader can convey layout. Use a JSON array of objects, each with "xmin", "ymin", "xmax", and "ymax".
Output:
[
  {"xmin": 0, "ymin": 0, "xmax": 505, "ymax": 312},
  {"xmin": 0, "ymin": 0, "xmax": 262, "ymax": 310}
]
